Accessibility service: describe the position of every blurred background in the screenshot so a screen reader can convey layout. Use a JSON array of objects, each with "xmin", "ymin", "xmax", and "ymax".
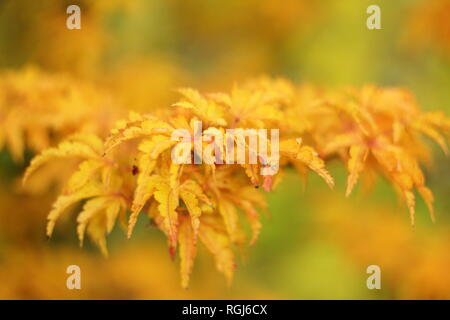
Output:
[{"xmin": 0, "ymin": 0, "xmax": 450, "ymax": 299}]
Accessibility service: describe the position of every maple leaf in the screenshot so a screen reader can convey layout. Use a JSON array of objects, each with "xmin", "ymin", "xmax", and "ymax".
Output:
[
  {"xmin": 179, "ymin": 180, "xmax": 206, "ymax": 240},
  {"xmin": 346, "ymin": 145, "xmax": 369, "ymax": 197},
  {"xmin": 217, "ymin": 197, "xmax": 240, "ymax": 243},
  {"xmin": 126, "ymin": 136, "xmax": 177, "ymax": 238},
  {"xmin": 104, "ymin": 112, "xmax": 173, "ymax": 154},
  {"xmin": 19, "ymin": 75, "xmax": 449, "ymax": 288},
  {"xmin": 320, "ymin": 86, "xmax": 449, "ymax": 223},
  {"xmin": 173, "ymin": 88, "xmax": 227, "ymax": 127},
  {"xmin": 209, "ymin": 85, "xmax": 283, "ymax": 128},
  {"xmin": 77, "ymin": 196, "xmax": 119, "ymax": 252},
  {"xmin": 23, "ymin": 133, "xmax": 128, "ymax": 253},
  {"xmin": 0, "ymin": 68, "xmax": 120, "ymax": 162},
  {"xmin": 47, "ymin": 181, "xmax": 103, "ymax": 238},
  {"xmin": 23, "ymin": 134, "xmax": 103, "ymax": 185},
  {"xmin": 154, "ymin": 180, "xmax": 180, "ymax": 249},
  {"xmin": 280, "ymin": 138, "xmax": 334, "ymax": 188},
  {"xmin": 198, "ymin": 215, "xmax": 235, "ymax": 285},
  {"xmin": 178, "ymin": 215, "xmax": 197, "ymax": 289}
]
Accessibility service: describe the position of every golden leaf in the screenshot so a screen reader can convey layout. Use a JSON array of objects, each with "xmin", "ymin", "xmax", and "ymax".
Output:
[
  {"xmin": 178, "ymin": 216, "xmax": 197, "ymax": 289},
  {"xmin": 346, "ymin": 145, "xmax": 369, "ymax": 197},
  {"xmin": 180, "ymin": 188, "xmax": 202, "ymax": 240},
  {"xmin": 154, "ymin": 182, "xmax": 179, "ymax": 248},
  {"xmin": 218, "ymin": 198, "xmax": 239, "ymax": 243},
  {"xmin": 67, "ymin": 160, "xmax": 104, "ymax": 193},
  {"xmin": 23, "ymin": 139, "xmax": 100, "ymax": 185},
  {"xmin": 174, "ymin": 88, "xmax": 227, "ymax": 126},
  {"xmin": 77, "ymin": 197, "xmax": 111, "ymax": 247},
  {"xmin": 104, "ymin": 114, "xmax": 173, "ymax": 153},
  {"xmin": 293, "ymin": 139, "xmax": 334, "ymax": 188},
  {"xmin": 46, "ymin": 182, "xmax": 103, "ymax": 238},
  {"xmin": 86, "ymin": 214, "xmax": 109, "ymax": 257},
  {"xmin": 199, "ymin": 215, "xmax": 235, "ymax": 285}
]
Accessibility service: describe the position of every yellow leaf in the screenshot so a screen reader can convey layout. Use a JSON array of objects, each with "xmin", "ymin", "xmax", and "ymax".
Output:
[
  {"xmin": 23, "ymin": 140, "xmax": 100, "ymax": 185},
  {"xmin": 295, "ymin": 141, "xmax": 334, "ymax": 188},
  {"xmin": 280, "ymin": 138, "xmax": 334, "ymax": 187},
  {"xmin": 178, "ymin": 216, "xmax": 197, "ymax": 289},
  {"xmin": 104, "ymin": 115, "xmax": 172, "ymax": 153},
  {"xmin": 181, "ymin": 179, "xmax": 212, "ymax": 206},
  {"xmin": 106, "ymin": 198, "xmax": 125, "ymax": 233},
  {"xmin": 154, "ymin": 182, "xmax": 179, "ymax": 248},
  {"xmin": 68, "ymin": 133, "xmax": 104, "ymax": 154},
  {"xmin": 86, "ymin": 214, "xmax": 109, "ymax": 257},
  {"xmin": 199, "ymin": 215, "xmax": 235, "ymax": 285},
  {"xmin": 414, "ymin": 121, "xmax": 449, "ymax": 155},
  {"xmin": 67, "ymin": 159, "xmax": 103, "ymax": 193},
  {"xmin": 403, "ymin": 190, "xmax": 416, "ymax": 226},
  {"xmin": 242, "ymin": 163, "xmax": 260, "ymax": 187},
  {"xmin": 127, "ymin": 154, "xmax": 156, "ymax": 235},
  {"xmin": 346, "ymin": 145, "xmax": 369, "ymax": 197},
  {"xmin": 180, "ymin": 189, "xmax": 202, "ymax": 240},
  {"xmin": 371, "ymin": 143, "xmax": 400, "ymax": 173},
  {"xmin": 218, "ymin": 198, "xmax": 239, "ymax": 243},
  {"xmin": 138, "ymin": 135, "xmax": 176, "ymax": 160},
  {"xmin": 76, "ymin": 197, "xmax": 110, "ymax": 247},
  {"xmin": 128, "ymin": 172, "xmax": 162, "ymax": 238},
  {"xmin": 210, "ymin": 86, "xmax": 283, "ymax": 126},
  {"xmin": 393, "ymin": 120, "xmax": 405, "ymax": 143},
  {"xmin": 174, "ymin": 88, "xmax": 227, "ymax": 126},
  {"xmin": 393, "ymin": 172, "xmax": 414, "ymax": 190},
  {"xmin": 169, "ymin": 162, "xmax": 183, "ymax": 189},
  {"xmin": 235, "ymin": 199, "xmax": 261, "ymax": 245},
  {"xmin": 46, "ymin": 182, "xmax": 102, "ymax": 238},
  {"xmin": 323, "ymin": 133, "xmax": 360, "ymax": 155}
]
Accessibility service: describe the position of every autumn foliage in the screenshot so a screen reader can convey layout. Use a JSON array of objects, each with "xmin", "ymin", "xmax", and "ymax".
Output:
[{"xmin": 13, "ymin": 75, "xmax": 449, "ymax": 288}]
